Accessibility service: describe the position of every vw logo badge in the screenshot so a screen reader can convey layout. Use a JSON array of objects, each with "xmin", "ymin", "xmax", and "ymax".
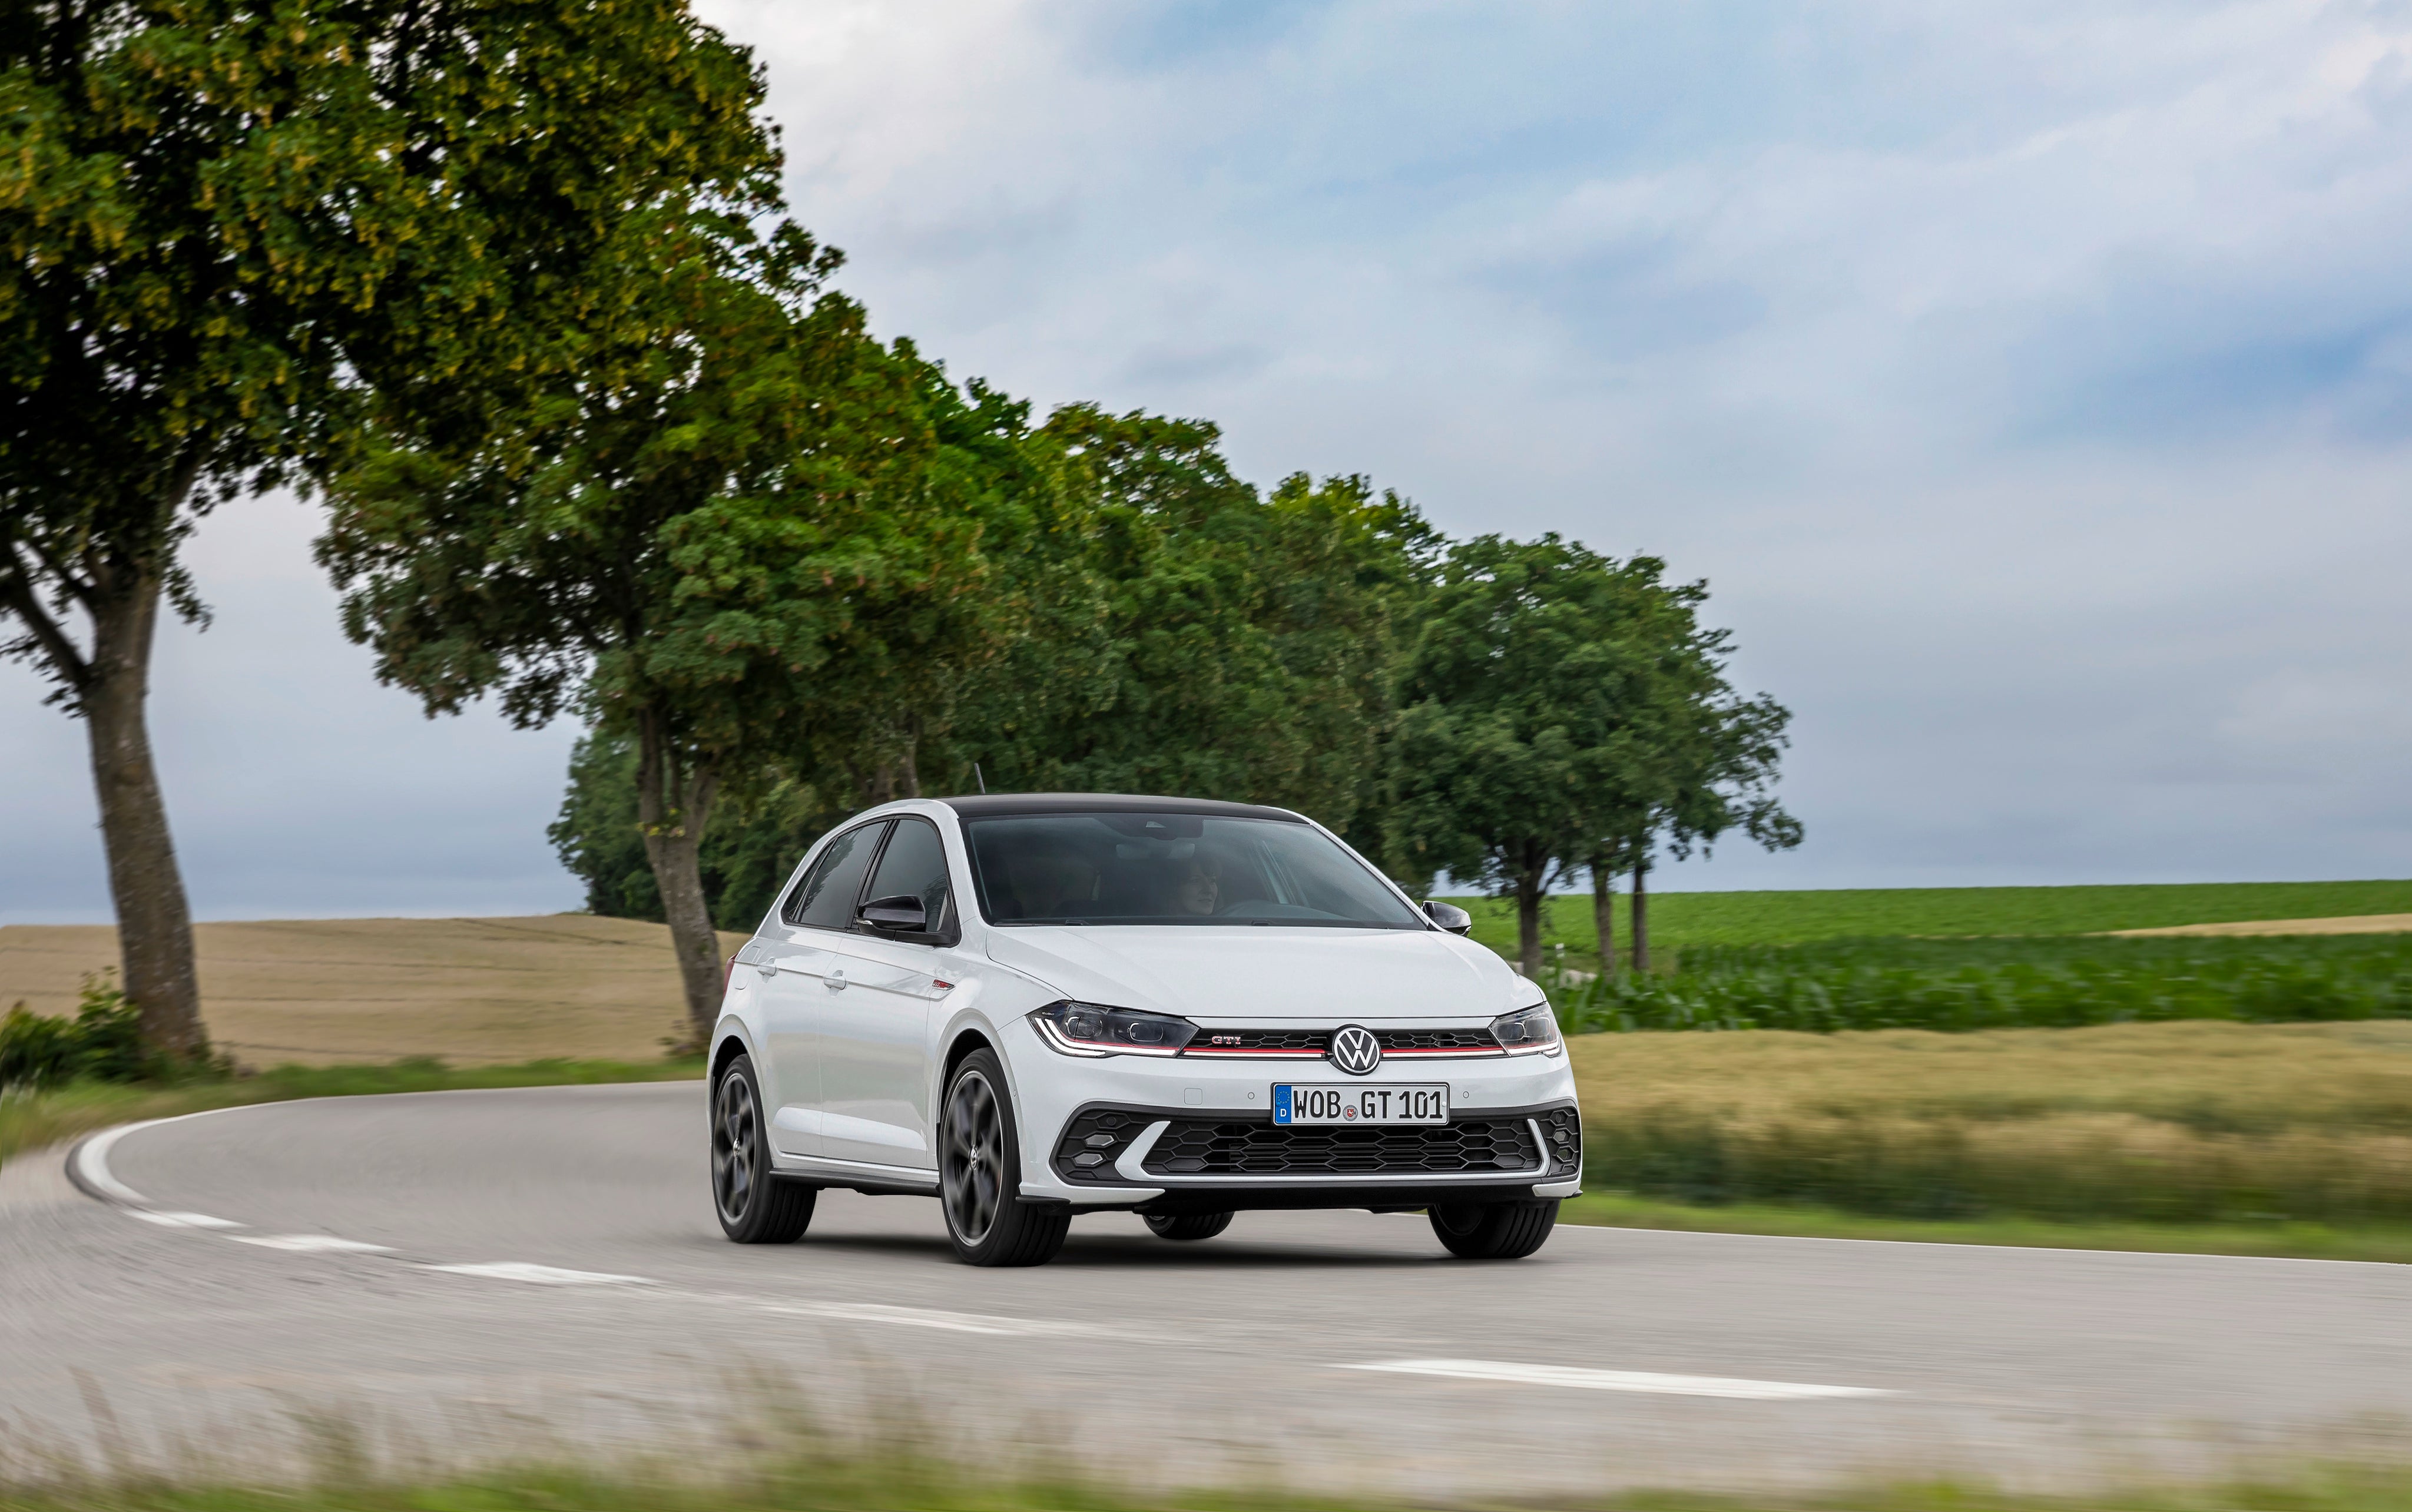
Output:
[{"xmin": 1328, "ymin": 1024, "xmax": 1382, "ymax": 1076}]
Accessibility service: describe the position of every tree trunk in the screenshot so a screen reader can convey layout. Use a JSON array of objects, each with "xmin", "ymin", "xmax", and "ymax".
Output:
[
  {"xmin": 635, "ymin": 712, "xmax": 723, "ymax": 1051},
  {"xmin": 1629, "ymin": 847, "xmax": 1651, "ymax": 974},
  {"xmin": 1592, "ymin": 858, "xmax": 1617, "ymax": 976},
  {"xmin": 1515, "ymin": 868, "xmax": 1544, "ymax": 980},
  {"xmin": 83, "ymin": 569, "xmax": 205, "ymax": 1058}
]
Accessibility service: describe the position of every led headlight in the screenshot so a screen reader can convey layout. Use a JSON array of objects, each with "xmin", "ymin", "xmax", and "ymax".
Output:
[
  {"xmin": 1490, "ymin": 1002, "xmax": 1563, "ymax": 1056},
  {"xmin": 1030, "ymin": 1001, "xmax": 1200, "ymax": 1057}
]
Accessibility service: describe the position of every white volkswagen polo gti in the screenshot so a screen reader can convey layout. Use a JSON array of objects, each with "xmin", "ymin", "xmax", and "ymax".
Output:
[{"xmin": 708, "ymin": 794, "xmax": 1581, "ymax": 1266}]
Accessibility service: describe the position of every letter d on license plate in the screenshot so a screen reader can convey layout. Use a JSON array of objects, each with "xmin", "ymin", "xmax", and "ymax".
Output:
[{"xmin": 1273, "ymin": 1084, "xmax": 1449, "ymax": 1125}]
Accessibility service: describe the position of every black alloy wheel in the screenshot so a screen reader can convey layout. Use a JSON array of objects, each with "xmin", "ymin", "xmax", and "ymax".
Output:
[
  {"xmin": 711, "ymin": 1055, "xmax": 816, "ymax": 1243},
  {"xmin": 939, "ymin": 1049, "xmax": 1069, "ymax": 1266},
  {"xmin": 1428, "ymin": 1198, "xmax": 1559, "ymax": 1259},
  {"xmin": 1144, "ymin": 1211, "xmax": 1235, "ymax": 1242}
]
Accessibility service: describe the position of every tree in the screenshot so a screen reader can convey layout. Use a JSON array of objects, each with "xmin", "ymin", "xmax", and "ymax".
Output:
[
  {"xmin": 324, "ymin": 231, "xmax": 1033, "ymax": 1045},
  {"xmin": 1, "ymin": 0, "xmax": 778, "ymax": 1055},
  {"xmin": 1387, "ymin": 535, "xmax": 1681, "ymax": 977},
  {"xmin": 943, "ymin": 406, "xmax": 1437, "ymax": 844}
]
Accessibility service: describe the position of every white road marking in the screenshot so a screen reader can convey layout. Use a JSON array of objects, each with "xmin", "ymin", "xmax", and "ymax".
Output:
[
  {"xmin": 757, "ymin": 1299, "xmax": 1095, "ymax": 1337},
  {"xmin": 228, "ymin": 1234, "xmax": 394, "ymax": 1252},
  {"xmin": 1344, "ymin": 1359, "xmax": 1891, "ymax": 1400},
  {"xmin": 125, "ymin": 1209, "xmax": 244, "ymax": 1229},
  {"xmin": 422, "ymin": 1261, "xmax": 655, "ymax": 1286}
]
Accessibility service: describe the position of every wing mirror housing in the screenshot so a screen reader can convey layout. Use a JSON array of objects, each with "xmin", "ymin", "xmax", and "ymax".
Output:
[
  {"xmin": 859, "ymin": 894, "xmax": 928, "ymax": 931},
  {"xmin": 1422, "ymin": 899, "xmax": 1473, "ymax": 936}
]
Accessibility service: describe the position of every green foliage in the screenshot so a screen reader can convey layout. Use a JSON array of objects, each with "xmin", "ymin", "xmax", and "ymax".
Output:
[
  {"xmin": 1549, "ymin": 933, "xmax": 2412, "ymax": 1035},
  {"xmin": 941, "ymin": 409, "xmax": 1438, "ymax": 845},
  {"xmin": 1387, "ymin": 534, "xmax": 1794, "ymax": 966},
  {"xmin": 1450, "ymin": 878, "xmax": 2412, "ymax": 954},
  {"xmin": 549, "ymin": 728, "xmax": 830, "ymax": 929},
  {"xmin": 1, "ymin": 977, "xmax": 145, "ymax": 1089}
]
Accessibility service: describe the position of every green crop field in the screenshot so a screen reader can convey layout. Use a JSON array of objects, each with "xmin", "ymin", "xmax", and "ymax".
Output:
[{"xmin": 1446, "ymin": 877, "xmax": 2412, "ymax": 956}]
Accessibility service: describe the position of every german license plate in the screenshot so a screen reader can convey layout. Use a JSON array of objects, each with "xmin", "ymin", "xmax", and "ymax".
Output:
[{"xmin": 1273, "ymin": 1084, "xmax": 1449, "ymax": 1125}]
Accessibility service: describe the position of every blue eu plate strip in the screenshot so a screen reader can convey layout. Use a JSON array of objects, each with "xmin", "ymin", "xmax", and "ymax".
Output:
[{"xmin": 1273, "ymin": 1085, "xmax": 1293, "ymax": 1125}]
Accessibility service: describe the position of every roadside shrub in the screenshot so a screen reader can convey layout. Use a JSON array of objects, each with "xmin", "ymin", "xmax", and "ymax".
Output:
[
  {"xmin": 1550, "ymin": 933, "xmax": 2412, "ymax": 1036},
  {"xmin": 0, "ymin": 977, "xmax": 176, "ymax": 1090}
]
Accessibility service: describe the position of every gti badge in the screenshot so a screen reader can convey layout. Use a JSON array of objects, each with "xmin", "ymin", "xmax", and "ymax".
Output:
[{"xmin": 1328, "ymin": 1024, "xmax": 1381, "ymax": 1076}]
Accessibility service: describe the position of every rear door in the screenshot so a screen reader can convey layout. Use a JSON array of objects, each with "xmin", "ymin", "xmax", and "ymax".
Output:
[
  {"xmin": 755, "ymin": 820, "xmax": 888, "ymax": 1158},
  {"xmin": 812, "ymin": 816, "xmax": 957, "ymax": 1169}
]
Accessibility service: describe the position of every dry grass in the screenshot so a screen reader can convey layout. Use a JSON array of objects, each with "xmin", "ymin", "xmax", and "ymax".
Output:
[
  {"xmin": 1568, "ymin": 1020, "xmax": 2412, "ymax": 1223},
  {"xmin": 0, "ymin": 916, "xmax": 748, "ymax": 1067}
]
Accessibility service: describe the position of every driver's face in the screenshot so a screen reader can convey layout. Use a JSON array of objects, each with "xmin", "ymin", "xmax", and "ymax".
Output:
[{"xmin": 1174, "ymin": 864, "xmax": 1220, "ymax": 916}]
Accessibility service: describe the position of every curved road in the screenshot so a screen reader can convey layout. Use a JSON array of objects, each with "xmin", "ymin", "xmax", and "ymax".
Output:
[{"xmin": 5, "ymin": 1083, "xmax": 2409, "ymax": 1496}]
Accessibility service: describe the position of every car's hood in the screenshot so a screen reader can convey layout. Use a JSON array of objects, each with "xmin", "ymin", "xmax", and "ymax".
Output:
[{"xmin": 980, "ymin": 925, "xmax": 1532, "ymax": 1022}]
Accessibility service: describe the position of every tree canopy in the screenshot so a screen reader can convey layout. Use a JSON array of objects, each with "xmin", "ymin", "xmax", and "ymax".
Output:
[{"xmin": 1, "ymin": 0, "xmax": 783, "ymax": 1053}]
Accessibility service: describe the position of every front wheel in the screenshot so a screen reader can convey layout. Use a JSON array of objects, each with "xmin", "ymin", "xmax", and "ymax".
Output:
[
  {"xmin": 1429, "ymin": 1199, "xmax": 1558, "ymax": 1259},
  {"xmin": 712, "ymin": 1055, "xmax": 816, "ymax": 1243},
  {"xmin": 939, "ymin": 1050, "xmax": 1069, "ymax": 1267},
  {"xmin": 1144, "ymin": 1210, "xmax": 1234, "ymax": 1242}
]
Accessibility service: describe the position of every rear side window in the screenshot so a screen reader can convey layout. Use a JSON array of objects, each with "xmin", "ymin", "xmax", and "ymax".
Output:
[
  {"xmin": 785, "ymin": 822, "xmax": 888, "ymax": 930},
  {"xmin": 863, "ymin": 817, "xmax": 952, "ymax": 933}
]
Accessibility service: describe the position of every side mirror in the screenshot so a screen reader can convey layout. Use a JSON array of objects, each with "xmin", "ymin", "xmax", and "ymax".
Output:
[
  {"xmin": 859, "ymin": 894, "xmax": 928, "ymax": 931},
  {"xmin": 1422, "ymin": 899, "xmax": 1473, "ymax": 936}
]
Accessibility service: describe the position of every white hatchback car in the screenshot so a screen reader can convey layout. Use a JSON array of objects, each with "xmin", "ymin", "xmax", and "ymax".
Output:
[{"xmin": 708, "ymin": 794, "xmax": 1582, "ymax": 1266}]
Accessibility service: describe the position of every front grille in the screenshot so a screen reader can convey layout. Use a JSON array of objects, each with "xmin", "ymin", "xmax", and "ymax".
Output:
[
  {"xmin": 1179, "ymin": 1026, "xmax": 1503, "ymax": 1058},
  {"xmin": 1141, "ymin": 1118, "xmax": 1542, "ymax": 1178},
  {"xmin": 1187, "ymin": 1029, "xmax": 1327, "ymax": 1054},
  {"xmin": 1380, "ymin": 1029, "xmax": 1499, "ymax": 1052}
]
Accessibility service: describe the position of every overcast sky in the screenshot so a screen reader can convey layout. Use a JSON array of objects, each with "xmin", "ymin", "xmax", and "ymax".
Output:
[{"xmin": 5, "ymin": 0, "xmax": 2408, "ymax": 924}]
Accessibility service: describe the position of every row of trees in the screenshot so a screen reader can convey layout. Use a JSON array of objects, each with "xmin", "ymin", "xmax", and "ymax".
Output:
[{"xmin": 4, "ymin": 0, "xmax": 1798, "ymax": 1059}]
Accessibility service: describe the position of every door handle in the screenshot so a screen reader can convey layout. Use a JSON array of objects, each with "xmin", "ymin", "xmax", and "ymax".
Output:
[{"xmin": 824, "ymin": 968, "xmax": 847, "ymax": 992}]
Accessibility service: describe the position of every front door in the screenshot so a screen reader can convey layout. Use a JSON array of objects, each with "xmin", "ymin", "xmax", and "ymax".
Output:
[
  {"xmin": 813, "ymin": 816, "xmax": 956, "ymax": 1169},
  {"xmin": 758, "ymin": 819, "xmax": 889, "ymax": 1158}
]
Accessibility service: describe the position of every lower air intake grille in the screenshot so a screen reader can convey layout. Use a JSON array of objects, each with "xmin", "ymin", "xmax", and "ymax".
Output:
[{"xmin": 1141, "ymin": 1118, "xmax": 1541, "ymax": 1177}]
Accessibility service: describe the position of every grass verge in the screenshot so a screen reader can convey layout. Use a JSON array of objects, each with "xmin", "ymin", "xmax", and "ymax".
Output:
[
  {"xmin": 1557, "ymin": 1190, "xmax": 2412, "ymax": 1263},
  {"xmin": 0, "ymin": 1055, "xmax": 702, "ymax": 1170},
  {"xmin": 8, "ymin": 1453, "xmax": 2412, "ymax": 1512}
]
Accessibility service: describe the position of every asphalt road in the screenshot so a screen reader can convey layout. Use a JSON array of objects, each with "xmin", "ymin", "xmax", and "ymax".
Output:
[{"xmin": 5, "ymin": 1082, "xmax": 2409, "ymax": 1497}]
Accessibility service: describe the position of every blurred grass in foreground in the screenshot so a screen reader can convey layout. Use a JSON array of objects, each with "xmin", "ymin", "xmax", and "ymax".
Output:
[
  {"xmin": 1568, "ymin": 1020, "xmax": 2412, "ymax": 1228},
  {"xmin": 0, "ymin": 1056, "xmax": 703, "ymax": 1169},
  {"xmin": 1553, "ymin": 933, "xmax": 2412, "ymax": 1034},
  {"xmin": 8, "ymin": 1454, "xmax": 2412, "ymax": 1512},
  {"xmin": 1450, "ymin": 878, "xmax": 2412, "ymax": 956}
]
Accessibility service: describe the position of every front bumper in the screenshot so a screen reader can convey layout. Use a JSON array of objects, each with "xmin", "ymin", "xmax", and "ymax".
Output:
[{"xmin": 1003, "ymin": 1012, "xmax": 1583, "ymax": 1210}]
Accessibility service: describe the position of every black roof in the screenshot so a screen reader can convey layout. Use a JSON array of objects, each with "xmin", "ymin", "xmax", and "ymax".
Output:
[{"xmin": 940, "ymin": 793, "xmax": 1306, "ymax": 823}]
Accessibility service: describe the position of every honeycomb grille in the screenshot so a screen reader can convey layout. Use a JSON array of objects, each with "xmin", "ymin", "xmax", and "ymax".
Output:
[
  {"xmin": 1141, "ymin": 1118, "xmax": 1542, "ymax": 1177},
  {"xmin": 1539, "ymin": 1105, "xmax": 1582, "ymax": 1178},
  {"xmin": 1380, "ymin": 1029, "xmax": 1499, "ymax": 1052}
]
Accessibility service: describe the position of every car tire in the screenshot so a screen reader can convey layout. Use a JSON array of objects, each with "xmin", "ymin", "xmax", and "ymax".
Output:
[
  {"xmin": 712, "ymin": 1055, "xmax": 816, "ymax": 1244},
  {"xmin": 939, "ymin": 1049, "xmax": 1069, "ymax": 1267},
  {"xmin": 1428, "ymin": 1199, "xmax": 1558, "ymax": 1259},
  {"xmin": 1144, "ymin": 1210, "xmax": 1235, "ymax": 1242}
]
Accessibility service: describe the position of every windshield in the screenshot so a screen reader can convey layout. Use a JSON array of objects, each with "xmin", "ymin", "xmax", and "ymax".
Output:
[{"xmin": 964, "ymin": 813, "xmax": 1426, "ymax": 929}]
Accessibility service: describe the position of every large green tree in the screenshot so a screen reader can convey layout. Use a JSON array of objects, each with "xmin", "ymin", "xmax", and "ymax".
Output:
[
  {"xmin": 324, "ymin": 234, "xmax": 1033, "ymax": 1043},
  {"xmin": 1387, "ymin": 535, "xmax": 1689, "ymax": 976},
  {"xmin": 1, "ymin": 0, "xmax": 776, "ymax": 1054}
]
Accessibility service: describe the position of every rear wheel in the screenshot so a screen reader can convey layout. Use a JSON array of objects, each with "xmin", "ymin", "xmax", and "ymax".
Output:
[
  {"xmin": 712, "ymin": 1055, "xmax": 816, "ymax": 1243},
  {"xmin": 1429, "ymin": 1199, "xmax": 1558, "ymax": 1259},
  {"xmin": 1144, "ymin": 1210, "xmax": 1234, "ymax": 1242},
  {"xmin": 939, "ymin": 1050, "xmax": 1069, "ymax": 1267}
]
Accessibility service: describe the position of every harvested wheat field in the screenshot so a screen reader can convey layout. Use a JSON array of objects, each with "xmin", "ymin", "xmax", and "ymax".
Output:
[
  {"xmin": 1569, "ymin": 1020, "xmax": 2412, "ymax": 1223},
  {"xmin": 0, "ymin": 916, "xmax": 747, "ymax": 1066},
  {"xmin": 2109, "ymin": 913, "xmax": 2412, "ymax": 936}
]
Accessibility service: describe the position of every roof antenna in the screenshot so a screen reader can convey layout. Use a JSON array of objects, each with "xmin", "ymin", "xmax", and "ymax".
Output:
[{"xmin": 974, "ymin": 762, "xmax": 988, "ymax": 795}]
